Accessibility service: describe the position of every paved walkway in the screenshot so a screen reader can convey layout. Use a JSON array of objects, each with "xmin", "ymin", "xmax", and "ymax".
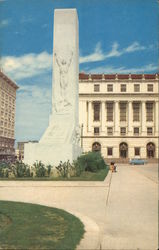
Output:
[
  {"xmin": 0, "ymin": 178, "xmax": 110, "ymax": 250},
  {"xmin": 0, "ymin": 164, "xmax": 158, "ymax": 250},
  {"xmin": 101, "ymin": 164, "xmax": 158, "ymax": 250}
]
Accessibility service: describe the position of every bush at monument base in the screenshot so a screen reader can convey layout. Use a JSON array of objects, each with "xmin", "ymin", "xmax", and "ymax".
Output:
[
  {"xmin": 77, "ymin": 152, "xmax": 106, "ymax": 172},
  {"xmin": 0, "ymin": 161, "xmax": 33, "ymax": 178},
  {"xmin": 0, "ymin": 152, "xmax": 108, "ymax": 178}
]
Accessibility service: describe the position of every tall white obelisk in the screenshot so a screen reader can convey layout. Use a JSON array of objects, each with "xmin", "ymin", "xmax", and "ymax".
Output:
[{"xmin": 24, "ymin": 9, "xmax": 81, "ymax": 165}]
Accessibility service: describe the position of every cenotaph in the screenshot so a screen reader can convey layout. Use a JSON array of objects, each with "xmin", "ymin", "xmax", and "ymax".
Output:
[{"xmin": 24, "ymin": 9, "xmax": 81, "ymax": 165}]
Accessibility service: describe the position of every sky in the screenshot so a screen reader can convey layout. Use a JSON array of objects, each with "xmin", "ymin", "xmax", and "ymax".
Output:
[{"xmin": 0, "ymin": 0, "xmax": 158, "ymax": 142}]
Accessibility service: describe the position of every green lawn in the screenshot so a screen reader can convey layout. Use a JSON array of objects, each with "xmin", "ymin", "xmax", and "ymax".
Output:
[
  {"xmin": 0, "ymin": 201, "xmax": 85, "ymax": 250},
  {"xmin": 0, "ymin": 168, "xmax": 109, "ymax": 181},
  {"xmin": 69, "ymin": 168, "xmax": 109, "ymax": 181}
]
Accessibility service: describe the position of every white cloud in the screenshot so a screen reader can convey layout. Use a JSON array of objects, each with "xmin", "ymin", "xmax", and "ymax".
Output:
[
  {"xmin": 0, "ymin": 51, "xmax": 52, "ymax": 81},
  {"xmin": 80, "ymin": 41, "xmax": 148, "ymax": 64},
  {"xmin": 79, "ymin": 42, "xmax": 105, "ymax": 63},
  {"xmin": 124, "ymin": 42, "xmax": 146, "ymax": 53},
  {"xmin": 0, "ymin": 41, "xmax": 152, "ymax": 81},
  {"xmin": 87, "ymin": 63, "xmax": 158, "ymax": 74},
  {"xmin": 105, "ymin": 42, "xmax": 122, "ymax": 58},
  {"xmin": 0, "ymin": 19, "xmax": 9, "ymax": 28},
  {"xmin": 15, "ymin": 84, "xmax": 52, "ymax": 141}
]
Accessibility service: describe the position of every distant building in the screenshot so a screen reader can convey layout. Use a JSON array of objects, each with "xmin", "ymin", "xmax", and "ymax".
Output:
[
  {"xmin": 79, "ymin": 73, "xmax": 159, "ymax": 162},
  {"xmin": 17, "ymin": 141, "xmax": 38, "ymax": 161},
  {"xmin": 0, "ymin": 70, "xmax": 19, "ymax": 161}
]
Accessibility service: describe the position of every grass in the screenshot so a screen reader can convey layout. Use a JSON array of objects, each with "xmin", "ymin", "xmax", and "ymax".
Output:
[
  {"xmin": 70, "ymin": 168, "xmax": 109, "ymax": 181},
  {"xmin": 0, "ymin": 167, "xmax": 109, "ymax": 181},
  {"xmin": 0, "ymin": 201, "xmax": 85, "ymax": 250}
]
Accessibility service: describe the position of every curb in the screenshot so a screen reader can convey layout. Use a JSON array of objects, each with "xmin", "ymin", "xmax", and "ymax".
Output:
[
  {"xmin": 103, "ymin": 170, "xmax": 112, "ymax": 188},
  {"xmin": 0, "ymin": 173, "xmax": 111, "ymax": 188},
  {"xmin": 0, "ymin": 197, "xmax": 101, "ymax": 250},
  {"xmin": 75, "ymin": 211, "xmax": 101, "ymax": 250}
]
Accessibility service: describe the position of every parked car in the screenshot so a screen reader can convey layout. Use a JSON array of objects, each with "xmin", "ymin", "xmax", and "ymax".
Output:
[{"xmin": 129, "ymin": 159, "xmax": 148, "ymax": 165}]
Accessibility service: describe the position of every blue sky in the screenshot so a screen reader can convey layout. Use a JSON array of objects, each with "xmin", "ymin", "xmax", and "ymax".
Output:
[{"xmin": 0, "ymin": 0, "xmax": 158, "ymax": 142}]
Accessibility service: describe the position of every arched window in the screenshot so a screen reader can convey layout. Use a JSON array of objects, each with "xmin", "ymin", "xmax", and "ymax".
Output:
[
  {"xmin": 119, "ymin": 142, "xmax": 128, "ymax": 158},
  {"xmin": 92, "ymin": 142, "xmax": 101, "ymax": 152},
  {"xmin": 147, "ymin": 143, "xmax": 155, "ymax": 158}
]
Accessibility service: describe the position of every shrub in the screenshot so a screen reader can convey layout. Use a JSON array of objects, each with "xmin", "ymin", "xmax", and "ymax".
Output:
[
  {"xmin": 72, "ymin": 160, "xmax": 85, "ymax": 176},
  {"xmin": 56, "ymin": 160, "xmax": 72, "ymax": 178},
  {"xmin": 77, "ymin": 151, "xmax": 106, "ymax": 172},
  {"xmin": 0, "ymin": 162, "xmax": 12, "ymax": 177},
  {"xmin": 0, "ymin": 167, "xmax": 5, "ymax": 177},
  {"xmin": 13, "ymin": 161, "xmax": 32, "ymax": 178},
  {"xmin": 46, "ymin": 165, "xmax": 52, "ymax": 177},
  {"xmin": 33, "ymin": 161, "xmax": 47, "ymax": 177}
]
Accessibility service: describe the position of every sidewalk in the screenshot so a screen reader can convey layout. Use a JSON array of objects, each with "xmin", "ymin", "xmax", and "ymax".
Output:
[
  {"xmin": 0, "ymin": 164, "xmax": 158, "ymax": 250},
  {"xmin": 101, "ymin": 164, "xmax": 158, "ymax": 250},
  {"xmin": 0, "ymin": 176, "xmax": 110, "ymax": 250}
]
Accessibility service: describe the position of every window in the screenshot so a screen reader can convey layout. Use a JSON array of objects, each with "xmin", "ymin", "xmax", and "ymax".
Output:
[
  {"xmin": 120, "ymin": 127, "xmax": 126, "ymax": 135},
  {"xmin": 147, "ymin": 127, "xmax": 153, "ymax": 135},
  {"xmin": 134, "ymin": 147, "xmax": 140, "ymax": 156},
  {"xmin": 133, "ymin": 102, "xmax": 140, "ymax": 121},
  {"xmin": 106, "ymin": 102, "xmax": 113, "ymax": 121},
  {"xmin": 92, "ymin": 142, "xmax": 101, "ymax": 152},
  {"xmin": 93, "ymin": 102, "xmax": 100, "ymax": 121},
  {"xmin": 146, "ymin": 102, "xmax": 153, "ymax": 121},
  {"xmin": 134, "ymin": 84, "xmax": 140, "ymax": 92},
  {"xmin": 94, "ymin": 84, "xmax": 100, "ymax": 92},
  {"xmin": 94, "ymin": 127, "xmax": 99, "ymax": 135},
  {"xmin": 134, "ymin": 127, "xmax": 139, "ymax": 135},
  {"xmin": 121, "ymin": 84, "xmax": 126, "ymax": 92},
  {"xmin": 107, "ymin": 127, "xmax": 113, "ymax": 135},
  {"xmin": 107, "ymin": 147, "xmax": 113, "ymax": 156},
  {"xmin": 120, "ymin": 102, "xmax": 127, "ymax": 121},
  {"xmin": 147, "ymin": 84, "xmax": 153, "ymax": 92},
  {"xmin": 107, "ymin": 84, "xmax": 113, "ymax": 92}
]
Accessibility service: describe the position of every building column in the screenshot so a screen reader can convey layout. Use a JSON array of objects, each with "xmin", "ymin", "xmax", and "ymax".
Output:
[
  {"xmin": 82, "ymin": 101, "xmax": 87, "ymax": 135},
  {"xmin": 141, "ymin": 101, "xmax": 146, "ymax": 136},
  {"xmin": 88, "ymin": 101, "xmax": 92, "ymax": 132},
  {"xmin": 155, "ymin": 101, "xmax": 159, "ymax": 136},
  {"xmin": 128, "ymin": 101, "xmax": 133, "ymax": 135},
  {"xmin": 114, "ymin": 101, "xmax": 119, "ymax": 135},
  {"xmin": 101, "ymin": 101, "xmax": 106, "ymax": 132}
]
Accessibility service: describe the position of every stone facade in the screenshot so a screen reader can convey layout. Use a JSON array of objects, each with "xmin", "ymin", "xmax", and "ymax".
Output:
[
  {"xmin": 79, "ymin": 73, "xmax": 159, "ymax": 161},
  {"xmin": 16, "ymin": 141, "xmax": 38, "ymax": 161},
  {"xmin": 24, "ymin": 9, "xmax": 81, "ymax": 166},
  {"xmin": 0, "ymin": 70, "xmax": 19, "ymax": 161}
]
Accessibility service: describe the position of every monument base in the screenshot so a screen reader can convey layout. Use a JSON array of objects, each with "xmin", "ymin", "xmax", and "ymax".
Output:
[{"xmin": 24, "ymin": 142, "xmax": 82, "ymax": 166}]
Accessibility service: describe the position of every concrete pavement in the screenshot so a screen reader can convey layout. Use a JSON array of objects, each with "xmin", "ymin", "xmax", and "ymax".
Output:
[
  {"xmin": 0, "ymin": 176, "xmax": 111, "ymax": 250},
  {"xmin": 0, "ymin": 163, "xmax": 158, "ymax": 250},
  {"xmin": 101, "ymin": 164, "xmax": 158, "ymax": 250}
]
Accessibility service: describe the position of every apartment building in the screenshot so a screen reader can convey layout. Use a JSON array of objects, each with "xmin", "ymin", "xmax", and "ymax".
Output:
[{"xmin": 0, "ymin": 70, "xmax": 19, "ymax": 161}]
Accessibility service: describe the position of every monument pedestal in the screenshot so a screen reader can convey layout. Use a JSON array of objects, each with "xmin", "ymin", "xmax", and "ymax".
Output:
[
  {"xmin": 24, "ymin": 142, "xmax": 81, "ymax": 166},
  {"xmin": 24, "ymin": 9, "xmax": 81, "ymax": 166}
]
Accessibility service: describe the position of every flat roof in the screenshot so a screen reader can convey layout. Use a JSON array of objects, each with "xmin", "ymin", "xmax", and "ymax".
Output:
[
  {"xmin": 79, "ymin": 73, "xmax": 159, "ymax": 80},
  {"xmin": 0, "ymin": 70, "xmax": 19, "ymax": 90}
]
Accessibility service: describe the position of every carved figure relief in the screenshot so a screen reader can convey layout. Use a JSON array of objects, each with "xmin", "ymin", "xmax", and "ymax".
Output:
[{"xmin": 54, "ymin": 51, "xmax": 73, "ymax": 111}]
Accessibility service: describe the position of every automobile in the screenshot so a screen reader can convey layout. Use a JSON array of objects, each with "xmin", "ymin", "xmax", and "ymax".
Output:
[{"xmin": 129, "ymin": 158, "xmax": 148, "ymax": 165}]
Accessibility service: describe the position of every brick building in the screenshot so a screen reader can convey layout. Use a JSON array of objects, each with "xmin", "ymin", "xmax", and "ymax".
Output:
[{"xmin": 0, "ymin": 70, "xmax": 19, "ymax": 161}]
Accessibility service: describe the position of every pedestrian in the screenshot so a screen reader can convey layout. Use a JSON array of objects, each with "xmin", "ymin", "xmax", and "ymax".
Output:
[{"xmin": 114, "ymin": 164, "xmax": 117, "ymax": 172}]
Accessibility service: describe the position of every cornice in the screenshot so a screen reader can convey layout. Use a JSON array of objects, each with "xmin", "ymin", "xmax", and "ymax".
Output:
[
  {"xmin": 79, "ymin": 93, "xmax": 158, "ymax": 97},
  {"xmin": 81, "ymin": 136, "xmax": 159, "ymax": 139},
  {"xmin": 0, "ymin": 70, "xmax": 19, "ymax": 90}
]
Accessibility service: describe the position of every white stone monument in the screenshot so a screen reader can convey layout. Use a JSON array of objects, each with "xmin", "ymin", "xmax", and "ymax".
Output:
[{"xmin": 24, "ymin": 9, "xmax": 81, "ymax": 166}]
